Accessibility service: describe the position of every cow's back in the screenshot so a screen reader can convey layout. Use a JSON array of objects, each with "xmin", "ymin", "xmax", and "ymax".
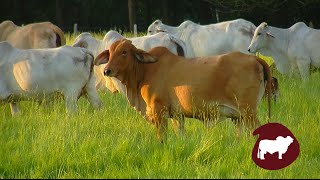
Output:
[
  {"xmin": 145, "ymin": 51, "xmax": 264, "ymax": 117},
  {"xmin": 131, "ymin": 32, "xmax": 181, "ymax": 55},
  {"xmin": 186, "ymin": 19, "xmax": 255, "ymax": 56},
  {"xmin": 1, "ymin": 21, "xmax": 65, "ymax": 49},
  {"xmin": 292, "ymin": 23, "xmax": 320, "ymax": 66}
]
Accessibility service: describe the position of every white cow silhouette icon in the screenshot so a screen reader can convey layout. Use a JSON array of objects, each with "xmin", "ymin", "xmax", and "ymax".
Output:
[{"xmin": 258, "ymin": 136, "xmax": 294, "ymax": 160}]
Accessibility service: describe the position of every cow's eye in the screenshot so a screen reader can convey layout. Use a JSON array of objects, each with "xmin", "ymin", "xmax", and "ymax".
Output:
[
  {"xmin": 257, "ymin": 33, "xmax": 261, "ymax": 36},
  {"xmin": 122, "ymin": 50, "xmax": 127, "ymax": 55}
]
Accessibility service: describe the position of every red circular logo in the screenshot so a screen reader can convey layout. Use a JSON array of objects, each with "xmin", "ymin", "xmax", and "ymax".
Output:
[{"xmin": 252, "ymin": 123, "xmax": 300, "ymax": 170}]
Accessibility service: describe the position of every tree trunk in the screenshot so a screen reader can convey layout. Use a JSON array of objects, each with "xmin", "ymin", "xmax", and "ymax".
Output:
[
  {"xmin": 55, "ymin": 0, "xmax": 63, "ymax": 27},
  {"xmin": 128, "ymin": 0, "xmax": 136, "ymax": 32}
]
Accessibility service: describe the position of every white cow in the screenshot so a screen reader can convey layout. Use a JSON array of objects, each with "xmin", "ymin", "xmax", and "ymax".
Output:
[
  {"xmin": 72, "ymin": 32, "xmax": 119, "ymax": 92},
  {"xmin": 0, "ymin": 41, "xmax": 103, "ymax": 115},
  {"xmin": 0, "ymin": 20, "xmax": 66, "ymax": 49},
  {"xmin": 147, "ymin": 19, "xmax": 256, "ymax": 57},
  {"xmin": 72, "ymin": 30, "xmax": 187, "ymax": 94},
  {"xmin": 248, "ymin": 22, "xmax": 320, "ymax": 80},
  {"xmin": 257, "ymin": 136, "xmax": 294, "ymax": 160}
]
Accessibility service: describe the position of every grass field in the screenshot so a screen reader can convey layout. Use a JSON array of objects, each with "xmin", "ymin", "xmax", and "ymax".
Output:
[{"xmin": 1, "ymin": 32, "xmax": 320, "ymax": 178}]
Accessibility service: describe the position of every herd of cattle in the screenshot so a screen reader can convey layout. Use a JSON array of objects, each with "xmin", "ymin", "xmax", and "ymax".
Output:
[{"xmin": 0, "ymin": 18, "xmax": 316, "ymax": 142}]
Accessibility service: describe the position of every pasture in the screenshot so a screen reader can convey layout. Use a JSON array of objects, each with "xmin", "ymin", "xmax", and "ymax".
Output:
[{"xmin": 0, "ymin": 32, "xmax": 319, "ymax": 178}]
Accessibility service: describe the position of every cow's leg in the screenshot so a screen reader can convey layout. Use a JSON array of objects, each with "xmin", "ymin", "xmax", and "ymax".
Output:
[
  {"xmin": 171, "ymin": 116, "xmax": 185, "ymax": 137},
  {"xmin": 278, "ymin": 152, "xmax": 283, "ymax": 159},
  {"xmin": 297, "ymin": 59, "xmax": 311, "ymax": 81},
  {"xmin": 156, "ymin": 117, "xmax": 168, "ymax": 143},
  {"xmin": 111, "ymin": 77, "xmax": 126, "ymax": 95},
  {"xmin": 84, "ymin": 75, "xmax": 103, "ymax": 110},
  {"xmin": 231, "ymin": 117, "xmax": 243, "ymax": 137},
  {"xmin": 9, "ymin": 103, "xmax": 20, "ymax": 116},
  {"xmin": 243, "ymin": 108, "xmax": 260, "ymax": 133},
  {"xmin": 64, "ymin": 90, "xmax": 80, "ymax": 113},
  {"xmin": 146, "ymin": 103, "xmax": 168, "ymax": 143},
  {"xmin": 234, "ymin": 108, "xmax": 260, "ymax": 137},
  {"xmin": 41, "ymin": 100, "xmax": 54, "ymax": 109}
]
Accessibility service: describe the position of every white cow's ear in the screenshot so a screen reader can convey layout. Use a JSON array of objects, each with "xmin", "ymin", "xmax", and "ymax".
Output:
[
  {"xmin": 266, "ymin": 32, "xmax": 275, "ymax": 38},
  {"xmin": 94, "ymin": 49, "xmax": 109, "ymax": 65},
  {"xmin": 154, "ymin": 20, "xmax": 162, "ymax": 25},
  {"xmin": 134, "ymin": 49, "xmax": 157, "ymax": 63},
  {"xmin": 263, "ymin": 22, "xmax": 268, "ymax": 28},
  {"xmin": 73, "ymin": 41, "xmax": 88, "ymax": 48},
  {"xmin": 81, "ymin": 41, "xmax": 88, "ymax": 48}
]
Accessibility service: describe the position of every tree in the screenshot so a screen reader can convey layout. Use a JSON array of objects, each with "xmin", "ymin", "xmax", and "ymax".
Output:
[{"xmin": 128, "ymin": 0, "xmax": 136, "ymax": 32}]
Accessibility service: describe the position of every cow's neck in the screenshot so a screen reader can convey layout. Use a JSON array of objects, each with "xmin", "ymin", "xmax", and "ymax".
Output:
[
  {"xmin": 259, "ymin": 26, "xmax": 292, "ymax": 74},
  {"xmin": 118, "ymin": 60, "xmax": 147, "ymax": 117},
  {"xmin": 261, "ymin": 26, "xmax": 290, "ymax": 62},
  {"xmin": 160, "ymin": 22, "xmax": 197, "ymax": 57},
  {"xmin": 160, "ymin": 24, "xmax": 179, "ymax": 37},
  {"xmin": 267, "ymin": 26, "xmax": 289, "ymax": 55},
  {"xmin": 177, "ymin": 22, "xmax": 197, "ymax": 57}
]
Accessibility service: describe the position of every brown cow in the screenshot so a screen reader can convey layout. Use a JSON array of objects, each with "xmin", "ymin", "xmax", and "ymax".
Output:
[
  {"xmin": 94, "ymin": 39, "xmax": 272, "ymax": 143},
  {"xmin": 0, "ymin": 20, "xmax": 66, "ymax": 49}
]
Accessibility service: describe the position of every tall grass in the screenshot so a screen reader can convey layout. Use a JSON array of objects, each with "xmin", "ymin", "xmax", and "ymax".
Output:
[
  {"xmin": 0, "ymin": 32, "xmax": 319, "ymax": 178},
  {"xmin": 65, "ymin": 30, "xmax": 147, "ymax": 45}
]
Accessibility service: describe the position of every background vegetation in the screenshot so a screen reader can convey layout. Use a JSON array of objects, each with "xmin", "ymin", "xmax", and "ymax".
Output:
[
  {"xmin": 1, "ymin": 0, "xmax": 320, "ymax": 33},
  {"xmin": 0, "ymin": 33, "xmax": 319, "ymax": 178}
]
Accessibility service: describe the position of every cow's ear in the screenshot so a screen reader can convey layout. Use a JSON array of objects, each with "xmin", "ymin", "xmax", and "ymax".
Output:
[
  {"xmin": 134, "ymin": 49, "xmax": 157, "ymax": 63},
  {"xmin": 94, "ymin": 49, "xmax": 109, "ymax": 65},
  {"xmin": 73, "ymin": 41, "xmax": 88, "ymax": 48},
  {"xmin": 266, "ymin": 32, "xmax": 275, "ymax": 38},
  {"xmin": 263, "ymin": 22, "xmax": 268, "ymax": 28}
]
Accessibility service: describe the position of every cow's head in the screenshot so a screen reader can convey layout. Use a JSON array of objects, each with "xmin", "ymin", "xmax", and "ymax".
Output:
[
  {"xmin": 147, "ymin": 19, "xmax": 166, "ymax": 35},
  {"xmin": 248, "ymin": 22, "xmax": 275, "ymax": 53},
  {"xmin": 94, "ymin": 39, "xmax": 157, "ymax": 78}
]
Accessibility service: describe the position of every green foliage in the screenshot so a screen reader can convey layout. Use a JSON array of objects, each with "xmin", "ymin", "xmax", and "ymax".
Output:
[
  {"xmin": 1, "ymin": 33, "xmax": 320, "ymax": 178},
  {"xmin": 1, "ymin": 0, "xmax": 320, "ymax": 32}
]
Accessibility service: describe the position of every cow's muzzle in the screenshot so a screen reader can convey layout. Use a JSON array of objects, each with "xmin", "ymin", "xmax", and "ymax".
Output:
[{"xmin": 104, "ymin": 69, "xmax": 112, "ymax": 76}]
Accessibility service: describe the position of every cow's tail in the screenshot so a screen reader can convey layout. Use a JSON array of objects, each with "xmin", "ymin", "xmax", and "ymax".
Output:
[
  {"xmin": 49, "ymin": 23, "xmax": 66, "ymax": 47},
  {"xmin": 168, "ymin": 34, "xmax": 187, "ymax": 57},
  {"xmin": 256, "ymin": 57, "xmax": 272, "ymax": 120},
  {"xmin": 86, "ymin": 51, "xmax": 95, "ymax": 80},
  {"xmin": 78, "ymin": 50, "xmax": 95, "ymax": 98}
]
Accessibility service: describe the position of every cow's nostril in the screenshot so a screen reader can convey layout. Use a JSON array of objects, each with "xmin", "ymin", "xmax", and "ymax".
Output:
[
  {"xmin": 248, "ymin": 48, "xmax": 251, "ymax": 52},
  {"xmin": 104, "ymin": 69, "xmax": 112, "ymax": 76}
]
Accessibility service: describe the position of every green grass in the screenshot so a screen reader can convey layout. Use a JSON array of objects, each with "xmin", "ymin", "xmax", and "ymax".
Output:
[
  {"xmin": 65, "ymin": 30, "xmax": 147, "ymax": 45},
  {"xmin": 1, "ymin": 32, "xmax": 320, "ymax": 178}
]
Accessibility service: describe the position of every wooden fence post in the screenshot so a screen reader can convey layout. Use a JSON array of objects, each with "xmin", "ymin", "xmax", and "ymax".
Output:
[
  {"xmin": 74, "ymin": 23, "xmax": 78, "ymax": 37},
  {"xmin": 215, "ymin": 8, "xmax": 220, "ymax": 23},
  {"xmin": 134, "ymin": 24, "xmax": 137, "ymax": 37}
]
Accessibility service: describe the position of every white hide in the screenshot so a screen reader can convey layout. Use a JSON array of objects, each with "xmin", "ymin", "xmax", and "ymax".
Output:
[
  {"xmin": 248, "ymin": 22, "xmax": 320, "ymax": 80},
  {"xmin": 147, "ymin": 19, "xmax": 256, "ymax": 57},
  {"xmin": 0, "ymin": 41, "xmax": 102, "ymax": 115}
]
